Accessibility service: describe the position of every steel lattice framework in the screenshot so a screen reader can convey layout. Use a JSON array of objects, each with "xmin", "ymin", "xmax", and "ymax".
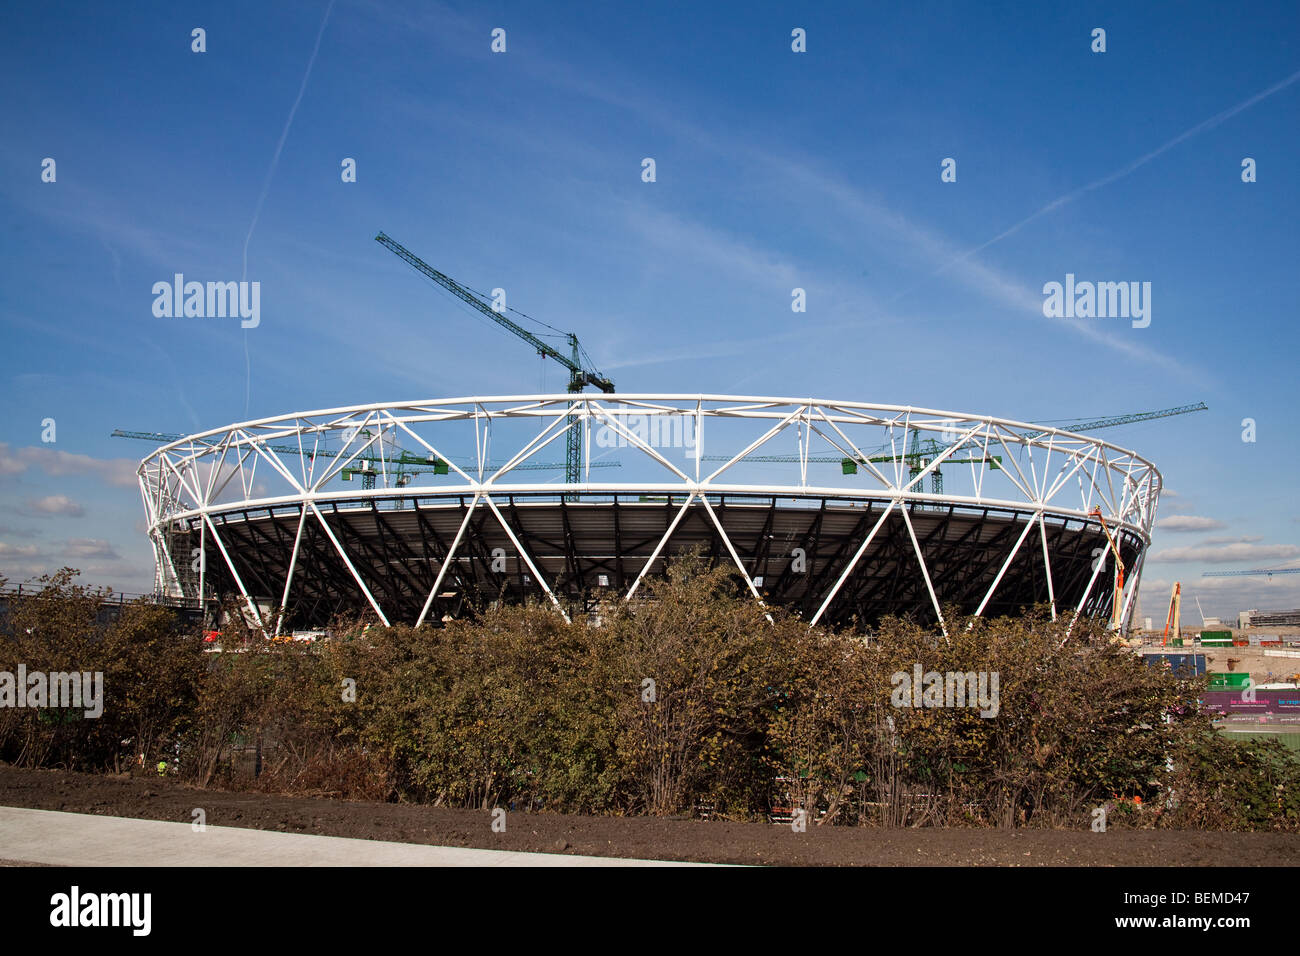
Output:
[{"xmin": 134, "ymin": 395, "xmax": 1162, "ymax": 633}]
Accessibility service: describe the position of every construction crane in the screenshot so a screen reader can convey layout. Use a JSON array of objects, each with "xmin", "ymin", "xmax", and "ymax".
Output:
[
  {"xmin": 1023, "ymin": 402, "xmax": 1208, "ymax": 440},
  {"xmin": 375, "ymin": 231, "xmax": 615, "ymax": 488},
  {"xmin": 921, "ymin": 401, "xmax": 1209, "ymax": 492},
  {"xmin": 1162, "ymin": 582, "xmax": 1182, "ymax": 647},
  {"xmin": 912, "ymin": 402, "xmax": 1210, "ymax": 491},
  {"xmin": 1203, "ymin": 568, "xmax": 1300, "ymax": 578},
  {"xmin": 1089, "ymin": 506, "xmax": 1125, "ymax": 630},
  {"xmin": 113, "ymin": 428, "xmax": 450, "ymax": 484},
  {"xmin": 110, "ymin": 428, "xmax": 614, "ymax": 490},
  {"xmin": 702, "ymin": 402, "xmax": 1207, "ymax": 494}
]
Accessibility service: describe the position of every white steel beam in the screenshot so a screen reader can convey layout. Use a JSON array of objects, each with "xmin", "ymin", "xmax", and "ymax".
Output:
[
  {"xmin": 307, "ymin": 502, "xmax": 391, "ymax": 627},
  {"xmin": 809, "ymin": 500, "xmax": 896, "ymax": 628},
  {"xmin": 275, "ymin": 504, "xmax": 310, "ymax": 636},
  {"xmin": 200, "ymin": 513, "xmax": 263, "ymax": 630},
  {"xmin": 697, "ymin": 494, "xmax": 774, "ymax": 623},
  {"xmin": 899, "ymin": 502, "xmax": 947, "ymax": 635},
  {"xmin": 415, "ymin": 496, "xmax": 480, "ymax": 628},
  {"xmin": 625, "ymin": 494, "xmax": 697, "ymax": 601},
  {"xmin": 483, "ymin": 495, "xmax": 570, "ymax": 623},
  {"xmin": 974, "ymin": 514, "xmax": 1038, "ymax": 617},
  {"xmin": 1038, "ymin": 512, "xmax": 1058, "ymax": 620}
]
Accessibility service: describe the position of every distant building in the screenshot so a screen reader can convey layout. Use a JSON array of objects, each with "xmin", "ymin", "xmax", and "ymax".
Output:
[{"xmin": 1241, "ymin": 608, "xmax": 1300, "ymax": 628}]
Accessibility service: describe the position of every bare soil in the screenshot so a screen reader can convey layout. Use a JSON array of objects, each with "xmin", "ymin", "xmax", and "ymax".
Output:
[{"xmin": 1, "ymin": 764, "xmax": 1296, "ymax": 866}]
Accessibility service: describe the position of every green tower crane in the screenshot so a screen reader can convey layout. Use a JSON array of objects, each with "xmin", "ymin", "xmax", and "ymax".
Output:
[{"xmin": 375, "ymin": 231, "xmax": 614, "ymax": 488}]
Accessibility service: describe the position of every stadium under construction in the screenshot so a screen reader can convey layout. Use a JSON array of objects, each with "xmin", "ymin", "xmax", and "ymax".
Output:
[
  {"xmin": 131, "ymin": 393, "xmax": 1163, "ymax": 633},
  {"xmin": 121, "ymin": 233, "xmax": 1178, "ymax": 635}
]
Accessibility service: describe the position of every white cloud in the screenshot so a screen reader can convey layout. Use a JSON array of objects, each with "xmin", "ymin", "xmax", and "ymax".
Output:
[
  {"xmin": 378, "ymin": 13, "xmax": 1198, "ymax": 376},
  {"xmin": 0, "ymin": 542, "xmax": 41, "ymax": 559},
  {"xmin": 63, "ymin": 538, "xmax": 120, "ymax": 560},
  {"xmin": 946, "ymin": 68, "xmax": 1300, "ymax": 268},
  {"xmin": 1148, "ymin": 542, "xmax": 1300, "ymax": 564},
  {"xmin": 758, "ymin": 157, "xmax": 1192, "ymax": 373},
  {"xmin": 1157, "ymin": 515, "xmax": 1225, "ymax": 532},
  {"xmin": 26, "ymin": 494, "xmax": 85, "ymax": 517},
  {"xmin": 0, "ymin": 444, "xmax": 138, "ymax": 489},
  {"xmin": 0, "ymin": 534, "xmax": 145, "ymax": 591}
]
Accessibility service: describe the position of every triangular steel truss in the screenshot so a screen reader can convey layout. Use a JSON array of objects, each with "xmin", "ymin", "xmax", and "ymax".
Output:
[{"xmin": 134, "ymin": 395, "xmax": 1161, "ymax": 633}]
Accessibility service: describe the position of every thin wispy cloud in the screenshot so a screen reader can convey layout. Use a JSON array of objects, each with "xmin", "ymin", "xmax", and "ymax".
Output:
[
  {"xmin": 1157, "ymin": 514, "xmax": 1226, "ymax": 532},
  {"xmin": 240, "ymin": 0, "xmax": 336, "ymax": 416},
  {"xmin": 0, "ymin": 443, "xmax": 138, "ymax": 488},
  {"xmin": 1149, "ymin": 541, "xmax": 1300, "ymax": 564},
  {"xmin": 241, "ymin": 1, "xmax": 336, "ymax": 283},
  {"xmin": 601, "ymin": 332, "xmax": 806, "ymax": 372},
  {"xmin": 426, "ymin": 25, "xmax": 1201, "ymax": 374},
  {"xmin": 25, "ymin": 494, "xmax": 85, "ymax": 517},
  {"xmin": 934, "ymin": 68, "xmax": 1300, "ymax": 271}
]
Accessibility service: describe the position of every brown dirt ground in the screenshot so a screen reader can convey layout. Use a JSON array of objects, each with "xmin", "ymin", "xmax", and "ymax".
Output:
[{"xmin": 1, "ymin": 764, "xmax": 1297, "ymax": 866}]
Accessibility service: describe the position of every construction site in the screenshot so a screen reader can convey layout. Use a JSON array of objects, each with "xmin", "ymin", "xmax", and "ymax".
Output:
[
  {"xmin": 1137, "ymin": 580, "xmax": 1300, "ymax": 752},
  {"xmin": 69, "ymin": 231, "xmax": 1295, "ymax": 799},
  {"xmin": 5, "ymin": 2, "xmax": 1297, "ymax": 932},
  {"xmin": 0, "ymin": 229, "xmax": 1293, "ymax": 881},
  {"xmin": 117, "ymin": 232, "xmax": 1195, "ymax": 635}
]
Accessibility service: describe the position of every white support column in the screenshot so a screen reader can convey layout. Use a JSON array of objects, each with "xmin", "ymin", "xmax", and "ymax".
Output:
[
  {"xmin": 276, "ymin": 504, "xmax": 309, "ymax": 636},
  {"xmin": 201, "ymin": 513, "xmax": 264, "ymax": 630},
  {"xmin": 307, "ymin": 502, "xmax": 391, "ymax": 627},
  {"xmin": 809, "ymin": 500, "xmax": 896, "ymax": 628},
  {"xmin": 483, "ymin": 495, "xmax": 570, "ymax": 623},
  {"xmin": 415, "ymin": 496, "xmax": 480, "ymax": 627},
  {"xmin": 626, "ymin": 494, "xmax": 697, "ymax": 601},
  {"xmin": 1118, "ymin": 545, "xmax": 1148, "ymax": 633},
  {"xmin": 974, "ymin": 515, "xmax": 1037, "ymax": 617},
  {"xmin": 697, "ymin": 495, "xmax": 774, "ymax": 623},
  {"xmin": 1038, "ymin": 512, "xmax": 1057, "ymax": 620},
  {"xmin": 899, "ymin": 502, "xmax": 946, "ymax": 636},
  {"xmin": 1065, "ymin": 533, "xmax": 1110, "ymax": 641},
  {"xmin": 197, "ymin": 523, "xmax": 207, "ymax": 612}
]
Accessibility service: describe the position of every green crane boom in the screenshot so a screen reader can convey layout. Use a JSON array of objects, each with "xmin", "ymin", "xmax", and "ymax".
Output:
[
  {"xmin": 1023, "ymin": 402, "xmax": 1208, "ymax": 440},
  {"xmin": 374, "ymin": 231, "xmax": 614, "ymax": 487}
]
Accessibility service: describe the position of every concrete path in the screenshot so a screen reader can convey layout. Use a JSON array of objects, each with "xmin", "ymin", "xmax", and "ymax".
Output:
[{"xmin": 0, "ymin": 806, "xmax": 705, "ymax": 866}]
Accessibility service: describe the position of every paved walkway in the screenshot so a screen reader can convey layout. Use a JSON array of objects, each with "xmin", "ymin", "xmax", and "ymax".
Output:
[{"xmin": 0, "ymin": 806, "xmax": 705, "ymax": 866}]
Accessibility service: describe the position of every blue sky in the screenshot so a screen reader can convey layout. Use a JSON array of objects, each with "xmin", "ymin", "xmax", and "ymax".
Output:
[{"xmin": 1, "ymin": 0, "xmax": 1298, "ymax": 620}]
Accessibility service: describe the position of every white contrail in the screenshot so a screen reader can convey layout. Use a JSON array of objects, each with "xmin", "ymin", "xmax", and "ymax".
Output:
[
  {"xmin": 938, "ymin": 67, "xmax": 1300, "ymax": 271},
  {"xmin": 242, "ymin": 0, "xmax": 335, "ymax": 415}
]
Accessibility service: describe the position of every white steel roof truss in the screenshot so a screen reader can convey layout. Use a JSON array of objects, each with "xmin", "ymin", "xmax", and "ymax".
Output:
[{"xmin": 130, "ymin": 395, "xmax": 1162, "ymax": 628}]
